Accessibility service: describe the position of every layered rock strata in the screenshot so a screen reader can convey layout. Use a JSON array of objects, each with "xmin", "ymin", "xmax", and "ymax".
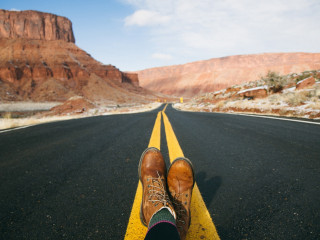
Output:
[
  {"xmin": 0, "ymin": 9, "xmax": 75, "ymax": 43},
  {"xmin": 137, "ymin": 53, "xmax": 320, "ymax": 97},
  {"xmin": 0, "ymin": 10, "xmax": 142, "ymax": 103}
]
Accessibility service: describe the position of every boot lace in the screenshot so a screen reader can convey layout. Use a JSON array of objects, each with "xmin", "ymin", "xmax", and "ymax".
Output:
[
  {"xmin": 147, "ymin": 171, "xmax": 171, "ymax": 207},
  {"xmin": 171, "ymin": 192, "xmax": 188, "ymax": 228}
]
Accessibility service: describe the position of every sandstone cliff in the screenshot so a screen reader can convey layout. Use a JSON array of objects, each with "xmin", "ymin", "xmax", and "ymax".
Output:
[
  {"xmin": 0, "ymin": 9, "xmax": 75, "ymax": 43},
  {"xmin": 0, "ymin": 10, "xmax": 146, "ymax": 103},
  {"xmin": 137, "ymin": 53, "xmax": 320, "ymax": 97}
]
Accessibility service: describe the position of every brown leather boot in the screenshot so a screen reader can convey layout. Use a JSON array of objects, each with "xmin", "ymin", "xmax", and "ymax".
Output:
[
  {"xmin": 167, "ymin": 157, "xmax": 195, "ymax": 240},
  {"xmin": 138, "ymin": 147, "xmax": 176, "ymax": 227}
]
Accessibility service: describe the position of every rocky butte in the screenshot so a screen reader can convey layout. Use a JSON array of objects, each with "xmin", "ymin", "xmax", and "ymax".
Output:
[
  {"xmin": 0, "ymin": 9, "xmax": 75, "ymax": 42},
  {"xmin": 137, "ymin": 53, "xmax": 320, "ymax": 97},
  {"xmin": 0, "ymin": 9, "xmax": 144, "ymax": 103}
]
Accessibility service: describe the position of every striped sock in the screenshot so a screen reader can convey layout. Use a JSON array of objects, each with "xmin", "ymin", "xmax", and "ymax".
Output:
[{"xmin": 148, "ymin": 207, "xmax": 176, "ymax": 229}]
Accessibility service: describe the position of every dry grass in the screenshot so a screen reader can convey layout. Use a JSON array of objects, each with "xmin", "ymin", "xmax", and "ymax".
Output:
[
  {"xmin": 175, "ymin": 70, "xmax": 320, "ymax": 119},
  {"xmin": 3, "ymin": 112, "xmax": 12, "ymax": 119},
  {"xmin": 224, "ymin": 100, "xmax": 252, "ymax": 109},
  {"xmin": 308, "ymin": 101, "xmax": 320, "ymax": 110},
  {"xmin": 215, "ymin": 101, "xmax": 225, "ymax": 108},
  {"xmin": 268, "ymin": 88, "xmax": 319, "ymax": 107},
  {"xmin": 279, "ymin": 92, "xmax": 308, "ymax": 106},
  {"xmin": 0, "ymin": 102, "xmax": 162, "ymax": 130},
  {"xmin": 0, "ymin": 116, "xmax": 76, "ymax": 130},
  {"xmin": 174, "ymin": 85, "xmax": 320, "ymax": 119}
]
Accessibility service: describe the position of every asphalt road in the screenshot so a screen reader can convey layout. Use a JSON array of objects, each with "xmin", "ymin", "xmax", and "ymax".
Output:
[{"xmin": 1, "ymin": 104, "xmax": 319, "ymax": 239}]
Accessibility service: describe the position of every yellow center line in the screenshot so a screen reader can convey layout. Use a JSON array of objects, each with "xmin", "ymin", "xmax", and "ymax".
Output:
[
  {"xmin": 124, "ymin": 111, "xmax": 162, "ymax": 239},
  {"xmin": 125, "ymin": 103, "xmax": 220, "ymax": 239},
  {"xmin": 162, "ymin": 111, "xmax": 220, "ymax": 240},
  {"xmin": 163, "ymin": 103, "xmax": 168, "ymax": 112}
]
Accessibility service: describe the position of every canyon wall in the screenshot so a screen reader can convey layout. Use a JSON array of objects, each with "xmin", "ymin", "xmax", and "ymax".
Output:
[
  {"xmin": 0, "ymin": 10, "xmax": 141, "ymax": 102},
  {"xmin": 137, "ymin": 53, "xmax": 320, "ymax": 97}
]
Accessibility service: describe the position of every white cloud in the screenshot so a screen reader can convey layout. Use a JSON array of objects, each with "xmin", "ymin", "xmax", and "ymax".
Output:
[
  {"xmin": 123, "ymin": 0, "xmax": 320, "ymax": 63},
  {"xmin": 10, "ymin": 8, "xmax": 21, "ymax": 12},
  {"xmin": 152, "ymin": 53, "xmax": 173, "ymax": 60},
  {"xmin": 124, "ymin": 9, "xmax": 171, "ymax": 26}
]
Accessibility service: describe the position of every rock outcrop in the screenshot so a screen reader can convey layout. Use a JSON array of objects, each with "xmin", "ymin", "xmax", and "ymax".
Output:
[
  {"xmin": 0, "ymin": 9, "xmax": 75, "ymax": 43},
  {"xmin": 137, "ymin": 53, "xmax": 320, "ymax": 97},
  {"xmin": 238, "ymin": 86, "xmax": 268, "ymax": 99},
  {"xmin": 296, "ymin": 76, "xmax": 315, "ymax": 90},
  {"xmin": 48, "ymin": 97, "xmax": 96, "ymax": 115},
  {"xmin": 0, "ymin": 10, "xmax": 148, "ymax": 103}
]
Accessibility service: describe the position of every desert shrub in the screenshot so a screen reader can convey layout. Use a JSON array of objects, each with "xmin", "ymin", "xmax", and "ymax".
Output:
[
  {"xmin": 284, "ymin": 92, "xmax": 308, "ymax": 106},
  {"xmin": 268, "ymin": 94, "xmax": 282, "ymax": 103},
  {"xmin": 306, "ymin": 89, "xmax": 316, "ymax": 98},
  {"xmin": 3, "ymin": 112, "xmax": 12, "ymax": 119},
  {"xmin": 261, "ymin": 71, "xmax": 287, "ymax": 93}
]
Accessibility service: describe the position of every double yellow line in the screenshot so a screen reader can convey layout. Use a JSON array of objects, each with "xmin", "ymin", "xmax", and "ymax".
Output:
[{"xmin": 124, "ymin": 104, "xmax": 220, "ymax": 239}]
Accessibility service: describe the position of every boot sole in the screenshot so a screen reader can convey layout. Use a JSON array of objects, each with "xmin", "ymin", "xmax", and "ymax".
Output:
[{"xmin": 138, "ymin": 147, "xmax": 161, "ymax": 227}]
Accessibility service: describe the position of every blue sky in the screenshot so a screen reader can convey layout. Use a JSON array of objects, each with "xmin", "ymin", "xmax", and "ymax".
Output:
[{"xmin": 2, "ymin": 0, "xmax": 320, "ymax": 71}]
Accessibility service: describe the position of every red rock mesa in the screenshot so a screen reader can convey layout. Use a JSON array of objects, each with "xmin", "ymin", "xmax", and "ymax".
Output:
[
  {"xmin": 137, "ymin": 53, "xmax": 320, "ymax": 97},
  {"xmin": 0, "ymin": 9, "xmax": 146, "ymax": 103}
]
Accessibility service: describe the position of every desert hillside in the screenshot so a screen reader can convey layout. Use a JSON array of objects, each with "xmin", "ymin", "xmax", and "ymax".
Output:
[
  {"xmin": 0, "ymin": 9, "xmax": 156, "ymax": 104},
  {"xmin": 175, "ymin": 70, "xmax": 320, "ymax": 119},
  {"xmin": 137, "ymin": 53, "xmax": 320, "ymax": 97}
]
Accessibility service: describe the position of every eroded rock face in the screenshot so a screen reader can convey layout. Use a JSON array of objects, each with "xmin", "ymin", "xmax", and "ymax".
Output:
[
  {"xmin": 137, "ymin": 53, "xmax": 320, "ymax": 97},
  {"xmin": 0, "ymin": 9, "xmax": 75, "ymax": 43},
  {"xmin": 0, "ymin": 38, "xmax": 140, "ymax": 102},
  {"xmin": 0, "ymin": 10, "xmax": 143, "ymax": 103}
]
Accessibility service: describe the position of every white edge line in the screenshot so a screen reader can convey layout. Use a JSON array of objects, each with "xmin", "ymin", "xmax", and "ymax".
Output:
[
  {"xmin": 0, "ymin": 125, "xmax": 31, "ymax": 133},
  {"xmin": 172, "ymin": 104, "xmax": 320, "ymax": 126},
  {"xmin": 221, "ymin": 112, "xmax": 320, "ymax": 125}
]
